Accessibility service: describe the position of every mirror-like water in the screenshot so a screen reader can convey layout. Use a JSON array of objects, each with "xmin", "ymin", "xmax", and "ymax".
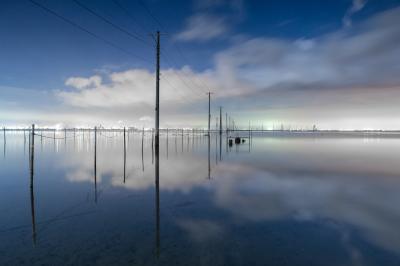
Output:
[{"xmin": 1, "ymin": 130, "xmax": 400, "ymax": 265}]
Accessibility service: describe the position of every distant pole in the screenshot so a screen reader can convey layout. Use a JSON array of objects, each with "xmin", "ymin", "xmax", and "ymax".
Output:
[{"xmin": 155, "ymin": 30, "xmax": 160, "ymax": 153}]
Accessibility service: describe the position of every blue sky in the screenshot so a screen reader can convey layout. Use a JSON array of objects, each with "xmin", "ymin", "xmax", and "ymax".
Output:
[{"xmin": 1, "ymin": 0, "xmax": 400, "ymax": 129}]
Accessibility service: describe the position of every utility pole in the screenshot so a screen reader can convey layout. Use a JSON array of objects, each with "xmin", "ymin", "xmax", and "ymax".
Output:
[
  {"xmin": 155, "ymin": 30, "xmax": 160, "ymax": 152},
  {"xmin": 207, "ymin": 92, "xmax": 212, "ymax": 136}
]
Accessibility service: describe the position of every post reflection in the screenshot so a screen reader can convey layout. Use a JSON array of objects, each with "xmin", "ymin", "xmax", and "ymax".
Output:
[
  {"xmin": 208, "ymin": 134, "xmax": 211, "ymax": 179},
  {"xmin": 94, "ymin": 127, "xmax": 97, "ymax": 203},
  {"xmin": 29, "ymin": 125, "xmax": 37, "ymax": 246},
  {"xmin": 123, "ymin": 127, "xmax": 126, "ymax": 184},
  {"xmin": 155, "ymin": 129, "xmax": 160, "ymax": 258},
  {"xmin": 141, "ymin": 128, "xmax": 144, "ymax": 172},
  {"xmin": 219, "ymin": 133, "xmax": 222, "ymax": 161},
  {"xmin": 3, "ymin": 127, "xmax": 6, "ymax": 158}
]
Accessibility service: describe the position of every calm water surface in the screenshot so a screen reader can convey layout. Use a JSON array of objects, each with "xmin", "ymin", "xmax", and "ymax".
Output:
[{"xmin": 1, "ymin": 131, "xmax": 400, "ymax": 265}]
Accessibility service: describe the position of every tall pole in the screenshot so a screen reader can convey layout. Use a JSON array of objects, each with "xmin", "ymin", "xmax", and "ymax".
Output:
[{"xmin": 155, "ymin": 30, "xmax": 160, "ymax": 153}]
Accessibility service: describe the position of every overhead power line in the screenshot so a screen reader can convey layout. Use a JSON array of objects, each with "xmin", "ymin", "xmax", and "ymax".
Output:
[
  {"xmin": 136, "ymin": 0, "xmax": 210, "ymax": 95},
  {"xmin": 136, "ymin": 0, "xmax": 165, "ymax": 31},
  {"xmin": 28, "ymin": 0, "xmax": 150, "ymax": 63},
  {"xmin": 72, "ymin": 0, "xmax": 151, "ymax": 46},
  {"xmin": 111, "ymin": 0, "xmax": 152, "ymax": 36}
]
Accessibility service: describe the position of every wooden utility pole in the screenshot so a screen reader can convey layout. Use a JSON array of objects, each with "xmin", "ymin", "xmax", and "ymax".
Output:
[{"xmin": 155, "ymin": 30, "xmax": 160, "ymax": 152}]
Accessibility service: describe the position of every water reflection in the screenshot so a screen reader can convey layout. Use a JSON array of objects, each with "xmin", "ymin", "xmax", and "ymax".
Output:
[
  {"xmin": 29, "ymin": 127, "xmax": 36, "ymax": 246},
  {"xmin": 94, "ymin": 127, "xmax": 97, "ymax": 203},
  {"xmin": 155, "ymin": 135, "xmax": 160, "ymax": 258},
  {"xmin": 1, "ymin": 132, "xmax": 400, "ymax": 264}
]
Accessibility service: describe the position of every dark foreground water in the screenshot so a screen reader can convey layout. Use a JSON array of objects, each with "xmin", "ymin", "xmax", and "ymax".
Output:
[{"xmin": 1, "ymin": 130, "xmax": 400, "ymax": 265}]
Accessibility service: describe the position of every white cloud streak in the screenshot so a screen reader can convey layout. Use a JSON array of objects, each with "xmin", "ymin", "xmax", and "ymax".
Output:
[
  {"xmin": 174, "ymin": 13, "xmax": 228, "ymax": 42},
  {"xmin": 343, "ymin": 0, "xmax": 368, "ymax": 27}
]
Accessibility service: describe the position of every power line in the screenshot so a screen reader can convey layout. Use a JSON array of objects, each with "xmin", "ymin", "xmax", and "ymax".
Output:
[
  {"xmin": 111, "ymin": 0, "xmax": 152, "ymax": 36},
  {"xmin": 136, "ymin": 0, "xmax": 165, "ymax": 31},
  {"xmin": 135, "ymin": 0, "xmax": 210, "ymax": 94},
  {"xmin": 72, "ymin": 0, "xmax": 151, "ymax": 46},
  {"xmin": 161, "ymin": 55, "xmax": 205, "ymax": 98},
  {"xmin": 28, "ymin": 0, "xmax": 150, "ymax": 63},
  {"xmin": 160, "ymin": 76, "xmax": 197, "ymax": 103},
  {"xmin": 73, "ymin": 0, "xmax": 208, "ymax": 101}
]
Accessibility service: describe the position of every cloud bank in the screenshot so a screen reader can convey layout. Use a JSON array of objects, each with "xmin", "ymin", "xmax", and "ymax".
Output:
[{"xmin": 1, "ymin": 6, "xmax": 400, "ymax": 129}]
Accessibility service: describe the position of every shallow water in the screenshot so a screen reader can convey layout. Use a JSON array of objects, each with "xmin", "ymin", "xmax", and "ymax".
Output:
[{"xmin": 1, "ymin": 130, "xmax": 400, "ymax": 265}]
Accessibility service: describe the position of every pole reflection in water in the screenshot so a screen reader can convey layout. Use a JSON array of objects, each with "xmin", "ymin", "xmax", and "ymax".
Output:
[
  {"xmin": 94, "ymin": 127, "xmax": 97, "ymax": 203},
  {"xmin": 215, "ymin": 132, "xmax": 218, "ymax": 164},
  {"xmin": 123, "ymin": 127, "xmax": 126, "ymax": 184},
  {"xmin": 175, "ymin": 130, "xmax": 177, "ymax": 156},
  {"xmin": 24, "ymin": 130, "xmax": 26, "ymax": 156},
  {"xmin": 208, "ymin": 134, "xmax": 211, "ymax": 179},
  {"xmin": 3, "ymin": 127, "xmax": 6, "ymax": 158},
  {"xmin": 219, "ymin": 133, "xmax": 222, "ymax": 161},
  {"xmin": 166, "ymin": 128, "xmax": 169, "ymax": 159},
  {"xmin": 155, "ymin": 127, "xmax": 160, "ymax": 258},
  {"xmin": 29, "ymin": 124, "xmax": 37, "ymax": 246},
  {"xmin": 141, "ymin": 128, "xmax": 144, "ymax": 172},
  {"xmin": 152, "ymin": 129, "xmax": 154, "ymax": 165}
]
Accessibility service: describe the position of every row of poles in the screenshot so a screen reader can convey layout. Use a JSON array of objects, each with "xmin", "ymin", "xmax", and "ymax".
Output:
[{"xmin": 21, "ymin": 120, "xmax": 249, "ymax": 252}]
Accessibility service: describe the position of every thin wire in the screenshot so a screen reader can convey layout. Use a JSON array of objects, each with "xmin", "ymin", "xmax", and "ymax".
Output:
[
  {"xmin": 136, "ymin": 0, "xmax": 165, "ymax": 31},
  {"xmin": 34, "ymin": 133, "xmax": 84, "ymax": 140},
  {"xmin": 111, "ymin": 0, "xmax": 152, "ymax": 35},
  {"xmin": 98, "ymin": 131, "xmax": 119, "ymax": 139},
  {"xmin": 28, "ymin": 0, "xmax": 150, "ymax": 63},
  {"xmin": 162, "ymin": 47, "xmax": 210, "ymax": 93},
  {"xmin": 161, "ymin": 52, "xmax": 208, "ymax": 96},
  {"xmin": 160, "ymin": 76, "xmax": 196, "ymax": 103},
  {"xmin": 135, "ymin": 0, "xmax": 210, "ymax": 94},
  {"xmin": 72, "ymin": 0, "xmax": 151, "ymax": 46}
]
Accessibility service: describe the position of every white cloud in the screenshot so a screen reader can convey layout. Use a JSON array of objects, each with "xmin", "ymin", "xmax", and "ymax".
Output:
[
  {"xmin": 58, "ymin": 68, "xmax": 224, "ymax": 109},
  {"xmin": 175, "ymin": 13, "xmax": 228, "ymax": 42},
  {"xmin": 3, "ymin": 6, "xmax": 400, "ymax": 129},
  {"xmin": 343, "ymin": 0, "xmax": 367, "ymax": 27},
  {"xmin": 215, "ymin": 7, "xmax": 400, "ymax": 92},
  {"xmin": 65, "ymin": 75, "xmax": 102, "ymax": 90}
]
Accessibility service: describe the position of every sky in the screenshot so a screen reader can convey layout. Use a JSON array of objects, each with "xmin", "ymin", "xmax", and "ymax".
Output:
[{"xmin": 0, "ymin": 0, "xmax": 400, "ymax": 129}]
